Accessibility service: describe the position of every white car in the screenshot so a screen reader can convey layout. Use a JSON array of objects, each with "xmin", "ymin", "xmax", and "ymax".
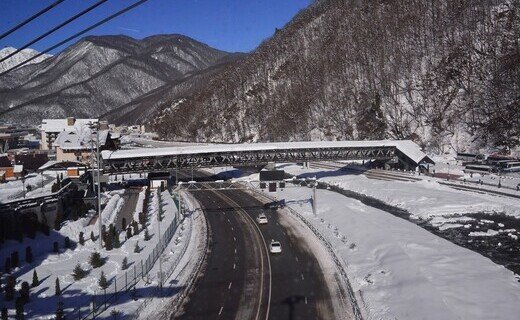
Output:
[
  {"xmin": 256, "ymin": 213, "xmax": 268, "ymax": 225},
  {"xmin": 269, "ymin": 240, "xmax": 282, "ymax": 254}
]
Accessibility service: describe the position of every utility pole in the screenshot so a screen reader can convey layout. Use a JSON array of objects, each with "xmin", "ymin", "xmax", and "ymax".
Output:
[
  {"xmin": 157, "ymin": 197, "xmax": 163, "ymax": 295},
  {"xmin": 95, "ymin": 123, "xmax": 103, "ymax": 250},
  {"xmin": 312, "ymin": 177, "xmax": 317, "ymax": 216}
]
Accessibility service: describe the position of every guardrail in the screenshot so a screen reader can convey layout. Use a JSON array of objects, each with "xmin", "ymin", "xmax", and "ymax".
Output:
[{"xmin": 250, "ymin": 187, "xmax": 364, "ymax": 320}]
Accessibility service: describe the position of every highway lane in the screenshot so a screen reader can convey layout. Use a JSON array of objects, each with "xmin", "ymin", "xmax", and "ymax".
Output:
[
  {"xmin": 174, "ymin": 171, "xmax": 344, "ymax": 319},
  {"xmin": 218, "ymin": 189, "xmax": 336, "ymax": 320},
  {"xmin": 175, "ymin": 186, "xmax": 270, "ymax": 320}
]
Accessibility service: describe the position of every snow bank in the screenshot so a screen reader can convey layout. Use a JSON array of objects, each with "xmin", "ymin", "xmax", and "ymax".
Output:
[{"xmin": 276, "ymin": 186, "xmax": 520, "ymax": 320}]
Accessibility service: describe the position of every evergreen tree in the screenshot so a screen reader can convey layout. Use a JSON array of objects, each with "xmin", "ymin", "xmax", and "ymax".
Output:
[
  {"xmin": 11, "ymin": 252, "xmax": 19, "ymax": 268},
  {"xmin": 64, "ymin": 237, "xmax": 71, "ymax": 249},
  {"xmin": 4, "ymin": 257, "xmax": 11, "ymax": 273},
  {"xmin": 19, "ymin": 281, "xmax": 30, "ymax": 303},
  {"xmin": 138, "ymin": 211, "xmax": 146, "ymax": 226},
  {"xmin": 31, "ymin": 269, "xmax": 39, "ymax": 288},
  {"xmin": 55, "ymin": 277, "xmax": 61, "ymax": 296},
  {"xmin": 90, "ymin": 231, "xmax": 96, "ymax": 242},
  {"xmin": 15, "ymin": 297, "xmax": 24, "ymax": 320},
  {"xmin": 122, "ymin": 218, "xmax": 127, "ymax": 231},
  {"xmin": 1, "ymin": 307, "xmax": 7, "ymax": 320},
  {"xmin": 55, "ymin": 301, "xmax": 64, "ymax": 320},
  {"xmin": 134, "ymin": 241, "xmax": 140, "ymax": 253},
  {"xmin": 53, "ymin": 241, "xmax": 59, "ymax": 253},
  {"xmin": 144, "ymin": 228, "xmax": 150, "ymax": 241},
  {"xmin": 4, "ymin": 275, "xmax": 15, "ymax": 301},
  {"xmin": 98, "ymin": 271, "xmax": 109, "ymax": 290},
  {"xmin": 89, "ymin": 252, "xmax": 103, "ymax": 268},
  {"xmin": 113, "ymin": 233, "xmax": 121, "ymax": 249},
  {"xmin": 125, "ymin": 227, "xmax": 132, "ymax": 240},
  {"xmin": 132, "ymin": 221, "xmax": 139, "ymax": 235},
  {"xmin": 25, "ymin": 246, "xmax": 32, "ymax": 264},
  {"xmin": 79, "ymin": 232, "xmax": 85, "ymax": 246},
  {"xmin": 105, "ymin": 231, "xmax": 114, "ymax": 251},
  {"xmin": 72, "ymin": 263, "xmax": 87, "ymax": 280},
  {"xmin": 121, "ymin": 257, "xmax": 128, "ymax": 270}
]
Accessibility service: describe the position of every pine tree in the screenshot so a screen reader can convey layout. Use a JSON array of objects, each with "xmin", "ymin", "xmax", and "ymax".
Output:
[
  {"xmin": 15, "ymin": 297, "xmax": 24, "ymax": 320},
  {"xmin": 4, "ymin": 257, "xmax": 11, "ymax": 273},
  {"xmin": 122, "ymin": 218, "xmax": 127, "ymax": 231},
  {"xmin": 55, "ymin": 277, "xmax": 61, "ymax": 296},
  {"xmin": 121, "ymin": 257, "xmax": 129, "ymax": 270},
  {"xmin": 64, "ymin": 237, "xmax": 71, "ymax": 249},
  {"xmin": 72, "ymin": 263, "xmax": 87, "ymax": 280},
  {"xmin": 138, "ymin": 211, "xmax": 146, "ymax": 226},
  {"xmin": 11, "ymin": 252, "xmax": 19, "ymax": 268},
  {"xmin": 144, "ymin": 228, "xmax": 150, "ymax": 241},
  {"xmin": 126, "ymin": 227, "xmax": 132, "ymax": 240},
  {"xmin": 134, "ymin": 241, "xmax": 140, "ymax": 253},
  {"xmin": 79, "ymin": 232, "xmax": 85, "ymax": 246},
  {"xmin": 98, "ymin": 271, "xmax": 109, "ymax": 290},
  {"xmin": 4, "ymin": 275, "xmax": 15, "ymax": 301},
  {"xmin": 53, "ymin": 241, "xmax": 59, "ymax": 253},
  {"xmin": 90, "ymin": 231, "xmax": 96, "ymax": 242},
  {"xmin": 19, "ymin": 281, "xmax": 30, "ymax": 303},
  {"xmin": 89, "ymin": 251, "xmax": 103, "ymax": 268},
  {"xmin": 55, "ymin": 301, "xmax": 64, "ymax": 320},
  {"xmin": 31, "ymin": 269, "xmax": 39, "ymax": 288},
  {"xmin": 25, "ymin": 246, "xmax": 32, "ymax": 264},
  {"xmin": 105, "ymin": 231, "xmax": 114, "ymax": 251},
  {"xmin": 113, "ymin": 233, "xmax": 121, "ymax": 249},
  {"xmin": 132, "ymin": 221, "xmax": 139, "ymax": 235}
]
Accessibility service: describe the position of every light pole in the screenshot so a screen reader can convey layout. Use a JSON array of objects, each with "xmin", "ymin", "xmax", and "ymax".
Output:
[
  {"xmin": 90, "ymin": 121, "xmax": 103, "ymax": 250},
  {"xmin": 157, "ymin": 196, "xmax": 163, "ymax": 295}
]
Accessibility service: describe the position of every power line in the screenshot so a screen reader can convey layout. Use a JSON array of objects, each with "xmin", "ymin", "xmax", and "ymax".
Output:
[
  {"xmin": 0, "ymin": 0, "xmax": 67, "ymax": 41},
  {"xmin": 0, "ymin": 0, "xmax": 109, "ymax": 64},
  {"xmin": 0, "ymin": 0, "xmax": 150, "ymax": 78}
]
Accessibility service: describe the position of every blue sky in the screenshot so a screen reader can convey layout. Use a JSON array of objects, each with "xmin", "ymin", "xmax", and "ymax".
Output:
[{"xmin": 0, "ymin": 0, "xmax": 311, "ymax": 54}]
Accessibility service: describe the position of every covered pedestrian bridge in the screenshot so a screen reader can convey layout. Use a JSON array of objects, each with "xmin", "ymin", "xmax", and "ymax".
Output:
[{"xmin": 100, "ymin": 140, "xmax": 433, "ymax": 174}]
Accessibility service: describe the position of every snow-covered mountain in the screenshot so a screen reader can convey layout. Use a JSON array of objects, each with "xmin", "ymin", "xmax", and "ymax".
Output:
[
  {"xmin": 0, "ymin": 47, "xmax": 52, "ymax": 72},
  {"xmin": 151, "ymin": 0, "xmax": 519, "ymax": 153},
  {"xmin": 0, "ymin": 35, "xmax": 239, "ymax": 125}
]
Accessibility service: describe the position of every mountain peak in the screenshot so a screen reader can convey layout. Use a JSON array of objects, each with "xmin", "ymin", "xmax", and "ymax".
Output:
[{"xmin": 0, "ymin": 47, "xmax": 52, "ymax": 73}]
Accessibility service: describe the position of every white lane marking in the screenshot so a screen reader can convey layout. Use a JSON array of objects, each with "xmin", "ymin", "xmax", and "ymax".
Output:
[
  {"xmin": 305, "ymin": 296, "xmax": 308, "ymax": 305},
  {"xmin": 227, "ymin": 218, "xmax": 231, "ymax": 223},
  {"xmin": 219, "ymin": 306, "xmax": 224, "ymax": 315},
  {"xmin": 234, "ymin": 248, "xmax": 237, "ymax": 254},
  {"xmin": 233, "ymin": 263, "xmax": 236, "ymax": 270},
  {"xmin": 228, "ymin": 282, "xmax": 232, "ymax": 289},
  {"xmin": 233, "ymin": 236, "xmax": 236, "ymax": 242},
  {"xmin": 301, "ymin": 273, "xmax": 304, "ymax": 280},
  {"xmin": 231, "ymin": 227, "xmax": 234, "ymax": 231},
  {"xmin": 295, "ymin": 256, "xmax": 299, "ymax": 262}
]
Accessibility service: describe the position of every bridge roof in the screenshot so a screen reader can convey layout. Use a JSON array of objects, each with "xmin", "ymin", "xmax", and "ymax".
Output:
[{"xmin": 102, "ymin": 140, "xmax": 430, "ymax": 165}]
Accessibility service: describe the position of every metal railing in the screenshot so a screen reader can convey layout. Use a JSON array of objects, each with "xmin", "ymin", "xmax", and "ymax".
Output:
[{"xmin": 70, "ymin": 189, "xmax": 182, "ymax": 319}]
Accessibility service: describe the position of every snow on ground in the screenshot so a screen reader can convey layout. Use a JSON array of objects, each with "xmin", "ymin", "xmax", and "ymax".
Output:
[
  {"xmin": 120, "ymin": 190, "xmax": 208, "ymax": 319},
  {"xmin": 273, "ymin": 186, "xmax": 520, "ymax": 320},
  {"xmin": 0, "ymin": 173, "xmax": 55, "ymax": 203},
  {"xmin": 0, "ymin": 187, "xmax": 183, "ymax": 319},
  {"xmin": 280, "ymin": 164, "xmax": 520, "ymax": 222}
]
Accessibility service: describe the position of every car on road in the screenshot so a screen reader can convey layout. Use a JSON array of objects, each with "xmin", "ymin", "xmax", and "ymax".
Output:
[
  {"xmin": 257, "ymin": 213, "xmax": 268, "ymax": 224},
  {"xmin": 269, "ymin": 240, "xmax": 282, "ymax": 254}
]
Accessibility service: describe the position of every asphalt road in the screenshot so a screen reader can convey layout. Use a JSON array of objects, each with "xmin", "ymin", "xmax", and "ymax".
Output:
[{"xmin": 175, "ymin": 177, "xmax": 337, "ymax": 320}]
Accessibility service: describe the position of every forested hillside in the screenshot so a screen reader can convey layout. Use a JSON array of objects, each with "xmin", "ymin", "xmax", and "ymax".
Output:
[{"xmin": 152, "ymin": 0, "xmax": 519, "ymax": 153}]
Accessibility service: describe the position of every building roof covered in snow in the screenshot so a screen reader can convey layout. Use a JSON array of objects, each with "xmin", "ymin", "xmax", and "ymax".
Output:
[
  {"xmin": 53, "ymin": 129, "xmax": 109, "ymax": 151},
  {"xmin": 41, "ymin": 118, "xmax": 98, "ymax": 133}
]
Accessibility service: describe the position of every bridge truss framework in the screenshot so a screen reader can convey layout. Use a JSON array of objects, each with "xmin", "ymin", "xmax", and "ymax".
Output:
[{"xmin": 102, "ymin": 145, "xmax": 396, "ymax": 174}]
